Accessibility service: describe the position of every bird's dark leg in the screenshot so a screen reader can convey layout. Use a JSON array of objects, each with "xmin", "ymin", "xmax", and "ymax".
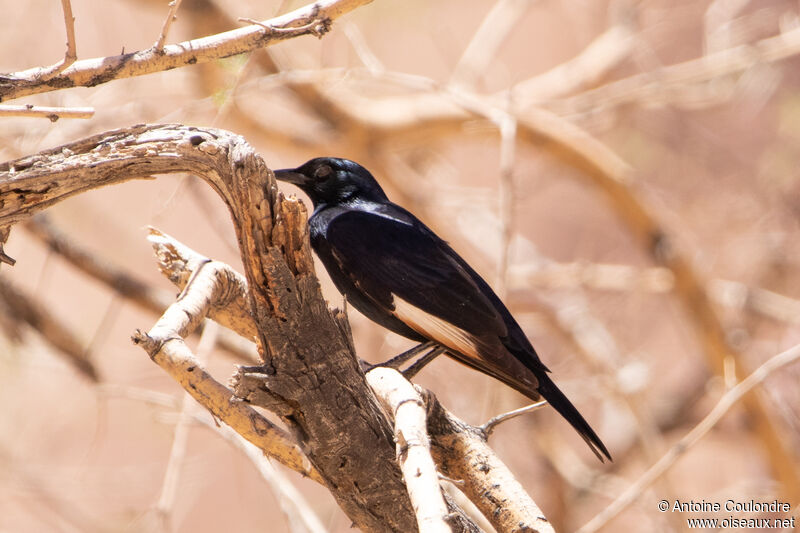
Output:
[
  {"xmin": 366, "ymin": 340, "xmax": 437, "ymax": 371},
  {"xmin": 401, "ymin": 345, "xmax": 445, "ymax": 379}
]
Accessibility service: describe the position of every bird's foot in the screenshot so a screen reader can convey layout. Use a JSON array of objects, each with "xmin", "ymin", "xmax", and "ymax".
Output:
[{"xmin": 361, "ymin": 340, "xmax": 444, "ymax": 379}]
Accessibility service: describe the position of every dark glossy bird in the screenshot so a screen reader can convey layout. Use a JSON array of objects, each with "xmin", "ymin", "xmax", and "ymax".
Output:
[{"xmin": 273, "ymin": 157, "xmax": 611, "ymax": 462}]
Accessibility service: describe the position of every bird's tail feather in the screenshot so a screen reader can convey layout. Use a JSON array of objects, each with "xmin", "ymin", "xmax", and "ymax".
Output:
[{"xmin": 536, "ymin": 373, "xmax": 612, "ymax": 462}]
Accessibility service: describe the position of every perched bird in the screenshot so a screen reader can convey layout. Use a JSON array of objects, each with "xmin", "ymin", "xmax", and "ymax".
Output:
[{"xmin": 274, "ymin": 157, "xmax": 611, "ymax": 462}]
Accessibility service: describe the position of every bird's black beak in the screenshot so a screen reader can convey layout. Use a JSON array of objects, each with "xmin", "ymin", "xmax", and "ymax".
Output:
[{"xmin": 273, "ymin": 168, "xmax": 309, "ymax": 187}]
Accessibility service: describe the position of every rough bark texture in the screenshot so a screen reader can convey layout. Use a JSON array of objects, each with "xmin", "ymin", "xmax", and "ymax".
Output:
[{"xmin": 0, "ymin": 124, "xmax": 419, "ymax": 532}]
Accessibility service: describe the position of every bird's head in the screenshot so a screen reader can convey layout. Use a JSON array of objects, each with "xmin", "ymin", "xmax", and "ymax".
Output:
[{"xmin": 273, "ymin": 157, "xmax": 389, "ymax": 209}]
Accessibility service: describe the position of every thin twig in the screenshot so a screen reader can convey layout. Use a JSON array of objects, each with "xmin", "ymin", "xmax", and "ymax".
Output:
[
  {"xmin": 34, "ymin": 0, "xmax": 77, "ymax": 82},
  {"xmin": 577, "ymin": 342, "xmax": 800, "ymax": 533},
  {"xmin": 23, "ymin": 217, "xmax": 259, "ymax": 363},
  {"xmin": 496, "ymin": 111, "xmax": 516, "ymax": 298},
  {"xmin": 154, "ymin": 0, "xmax": 185, "ymax": 51},
  {"xmin": 195, "ymin": 419, "xmax": 329, "ymax": 533},
  {"xmin": 0, "ymin": 104, "xmax": 94, "ymax": 121},
  {"xmin": 449, "ymin": 0, "xmax": 534, "ymax": 89},
  {"xmin": 155, "ymin": 320, "xmax": 219, "ymax": 526},
  {"xmin": 480, "ymin": 401, "xmax": 547, "ymax": 436}
]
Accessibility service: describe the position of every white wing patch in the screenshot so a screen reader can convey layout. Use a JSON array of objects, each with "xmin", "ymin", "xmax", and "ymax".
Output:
[
  {"xmin": 391, "ymin": 293, "xmax": 539, "ymax": 393},
  {"xmin": 391, "ymin": 294, "xmax": 482, "ymax": 360}
]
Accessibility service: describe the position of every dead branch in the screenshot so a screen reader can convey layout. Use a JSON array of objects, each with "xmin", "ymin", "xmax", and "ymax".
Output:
[
  {"xmin": 366, "ymin": 367, "xmax": 453, "ymax": 533},
  {"xmin": 28, "ymin": 0, "xmax": 77, "ymax": 82},
  {"xmin": 0, "ymin": 0, "xmax": 372, "ymax": 102},
  {"xmin": 0, "ymin": 104, "xmax": 93, "ymax": 120},
  {"xmin": 0, "ymin": 124, "xmax": 434, "ymax": 532},
  {"xmin": 128, "ymin": 247, "xmax": 317, "ymax": 481},
  {"xmin": 154, "ymin": 0, "xmax": 184, "ymax": 51},
  {"xmin": 425, "ymin": 388, "xmax": 556, "ymax": 533},
  {"xmin": 145, "ymin": 228, "xmax": 257, "ymax": 341},
  {"xmin": 449, "ymin": 0, "xmax": 533, "ymax": 89}
]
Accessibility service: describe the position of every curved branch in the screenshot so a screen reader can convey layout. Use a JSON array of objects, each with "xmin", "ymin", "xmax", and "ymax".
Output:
[{"xmin": 0, "ymin": 124, "xmax": 420, "ymax": 532}]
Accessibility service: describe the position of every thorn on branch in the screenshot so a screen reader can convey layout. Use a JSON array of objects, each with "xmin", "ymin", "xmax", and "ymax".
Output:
[{"xmin": 0, "ymin": 249, "xmax": 15, "ymax": 266}]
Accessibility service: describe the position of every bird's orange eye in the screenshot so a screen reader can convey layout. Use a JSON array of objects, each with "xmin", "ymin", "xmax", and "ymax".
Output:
[{"xmin": 314, "ymin": 165, "xmax": 332, "ymax": 180}]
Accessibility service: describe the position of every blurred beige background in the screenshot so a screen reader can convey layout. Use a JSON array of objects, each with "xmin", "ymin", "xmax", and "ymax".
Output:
[{"xmin": 1, "ymin": 0, "xmax": 800, "ymax": 531}]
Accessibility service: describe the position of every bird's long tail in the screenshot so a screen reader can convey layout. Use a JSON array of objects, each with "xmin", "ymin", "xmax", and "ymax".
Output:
[{"xmin": 536, "ymin": 373, "xmax": 612, "ymax": 462}]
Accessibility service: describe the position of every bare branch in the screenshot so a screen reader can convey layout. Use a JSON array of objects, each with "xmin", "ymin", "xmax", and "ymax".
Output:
[
  {"xmin": 449, "ymin": 0, "xmax": 534, "ymax": 89},
  {"xmin": 154, "ymin": 0, "xmax": 184, "ymax": 51},
  {"xmin": 0, "ymin": 104, "xmax": 94, "ymax": 121},
  {"xmin": 0, "ymin": 124, "xmax": 426, "ymax": 531},
  {"xmin": 129, "ymin": 249, "xmax": 319, "ymax": 482},
  {"xmin": 366, "ymin": 367, "xmax": 452, "ymax": 533},
  {"xmin": 426, "ymin": 390, "xmax": 556, "ymax": 533},
  {"xmin": 0, "ymin": 0, "xmax": 372, "ymax": 102},
  {"xmin": 30, "ymin": 0, "xmax": 77, "ymax": 82},
  {"xmin": 556, "ymin": 24, "xmax": 800, "ymax": 114},
  {"xmin": 511, "ymin": 20, "xmax": 636, "ymax": 104},
  {"xmin": 480, "ymin": 401, "xmax": 547, "ymax": 437}
]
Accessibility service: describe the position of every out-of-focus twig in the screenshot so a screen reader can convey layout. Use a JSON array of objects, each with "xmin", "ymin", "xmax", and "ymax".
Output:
[
  {"xmin": 449, "ymin": 0, "xmax": 534, "ymax": 89},
  {"xmin": 155, "ymin": 320, "xmax": 218, "ymax": 528},
  {"xmin": 196, "ymin": 417, "xmax": 329, "ymax": 533},
  {"xmin": 578, "ymin": 341, "xmax": 800, "ymax": 533},
  {"xmin": 154, "ymin": 0, "xmax": 184, "ymax": 51},
  {"xmin": 510, "ymin": 261, "xmax": 800, "ymax": 325},
  {"xmin": 24, "ymin": 216, "xmax": 259, "ymax": 363},
  {"xmin": 0, "ymin": 276, "xmax": 98, "ymax": 381},
  {"xmin": 555, "ymin": 23, "xmax": 800, "ymax": 114},
  {"xmin": 99, "ymin": 383, "xmax": 328, "ymax": 533},
  {"xmin": 496, "ymin": 112, "xmax": 516, "ymax": 298},
  {"xmin": 512, "ymin": 17, "xmax": 637, "ymax": 104}
]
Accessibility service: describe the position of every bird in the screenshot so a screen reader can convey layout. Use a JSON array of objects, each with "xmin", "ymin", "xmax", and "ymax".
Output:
[{"xmin": 273, "ymin": 157, "xmax": 611, "ymax": 462}]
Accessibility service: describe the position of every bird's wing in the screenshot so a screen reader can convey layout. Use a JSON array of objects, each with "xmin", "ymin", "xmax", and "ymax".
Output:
[{"xmin": 324, "ymin": 208, "xmax": 510, "ymax": 355}]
